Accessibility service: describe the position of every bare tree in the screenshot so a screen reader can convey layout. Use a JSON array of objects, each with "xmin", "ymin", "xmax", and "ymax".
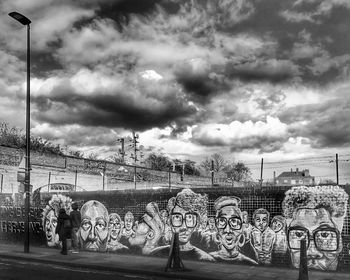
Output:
[{"xmin": 200, "ymin": 153, "xmax": 227, "ymax": 173}]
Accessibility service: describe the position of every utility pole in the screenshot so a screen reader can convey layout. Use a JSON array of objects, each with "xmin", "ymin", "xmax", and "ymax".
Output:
[
  {"xmin": 74, "ymin": 169, "xmax": 78, "ymax": 191},
  {"xmin": 336, "ymin": 153, "xmax": 339, "ymax": 185},
  {"xmin": 117, "ymin": 138, "xmax": 125, "ymax": 163},
  {"xmin": 0, "ymin": 173, "xmax": 3, "ymax": 193},
  {"xmin": 260, "ymin": 158, "xmax": 264, "ymax": 187},
  {"xmin": 131, "ymin": 131, "xmax": 139, "ymax": 189},
  {"xmin": 48, "ymin": 172, "xmax": 51, "ymax": 193},
  {"xmin": 211, "ymin": 160, "xmax": 214, "ymax": 187}
]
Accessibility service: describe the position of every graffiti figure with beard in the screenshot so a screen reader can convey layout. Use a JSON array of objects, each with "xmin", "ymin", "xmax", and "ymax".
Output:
[
  {"xmin": 129, "ymin": 202, "xmax": 166, "ymax": 255},
  {"xmin": 251, "ymin": 208, "xmax": 276, "ymax": 264},
  {"xmin": 209, "ymin": 196, "xmax": 258, "ymax": 264},
  {"xmin": 107, "ymin": 213, "xmax": 129, "ymax": 252},
  {"xmin": 42, "ymin": 194, "xmax": 72, "ymax": 247},
  {"xmin": 121, "ymin": 211, "xmax": 135, "ymax": 240},
  {"xmin": 166, "ymin": 189, "xmax": 214, "ymax": 261},
  {"xmin": 283, "ymin": 185, "xmax": 349, "ymax": 271},
  {"xmin": 79, "ymin": 200, "xmax": 109, "ymax": 252}
]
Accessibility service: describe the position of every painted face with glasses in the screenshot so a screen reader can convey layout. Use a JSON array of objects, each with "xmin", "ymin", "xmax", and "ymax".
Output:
[
  {"xmin": 170, "ymin": 205, "xmax": 198, "ymax": 244},
  {"xmin": 108, "ymin": 213, "xmax": 122, "ymax": 241},
  {"xmin": 216, "ymin": 206, "xmax": 243, "ymax": 250},
  {"xmin": 288, "ymin": 208, "xmax": 341, "ymax": 270}
]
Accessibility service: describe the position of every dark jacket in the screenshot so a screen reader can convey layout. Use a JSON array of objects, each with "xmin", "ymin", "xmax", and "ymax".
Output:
[
  {"xmin": 70, "ymin": 210, "xmax": 81, "ymax": 228},
  {"xmin": 55, "ymin": 209, "xmax": 72, "ymax": 241}
]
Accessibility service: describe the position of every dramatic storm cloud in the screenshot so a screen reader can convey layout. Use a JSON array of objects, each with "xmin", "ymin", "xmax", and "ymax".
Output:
[{"xmin": 1, "ymin": 0, "xmax": 350, "ymax": 170}]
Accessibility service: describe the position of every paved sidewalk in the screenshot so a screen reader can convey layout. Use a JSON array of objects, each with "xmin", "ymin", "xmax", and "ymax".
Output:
[{"xmin": 0, "ymin": 243, "xmax": 350, "ymax": 280}]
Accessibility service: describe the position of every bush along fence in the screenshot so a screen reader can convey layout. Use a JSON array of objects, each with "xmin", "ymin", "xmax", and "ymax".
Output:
[{"xmin": 1, "ymin": 185, "xmax": 350, "ymax": 272}]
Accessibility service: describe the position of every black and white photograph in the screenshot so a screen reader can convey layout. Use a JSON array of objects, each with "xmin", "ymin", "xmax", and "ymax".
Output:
[{"xmin": 1, "ymin": 1, "xmax": 350, "ymax": 279}]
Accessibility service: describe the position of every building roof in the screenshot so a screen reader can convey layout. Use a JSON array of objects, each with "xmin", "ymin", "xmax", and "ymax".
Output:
[{"xmin": 277, "ymin": 171, "xmax": 312, "ymax": 178}]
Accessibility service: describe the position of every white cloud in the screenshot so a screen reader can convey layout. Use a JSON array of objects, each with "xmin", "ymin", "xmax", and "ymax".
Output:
[{"xmin": 192, "ymin": 116, "xmax": 288, "ymax": 145}]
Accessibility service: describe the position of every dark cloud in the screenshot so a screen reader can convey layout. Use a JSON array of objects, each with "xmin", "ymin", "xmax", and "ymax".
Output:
[
  {"xmin": 174, "ymin": 63, "xmax": 230, "ymax": 103},
  {"xmin": 230, "ymin": 136, "xmax": 286, "ymax": 153},
  {"xmin": 31, "ymin": 77, "xmax": 197, "ymax": 131},
  {"xmin": 280, "ymin": 98, "xmax": 350, "ymax": 148},
  {"xmin": 226, "ymin": 59, "xmax": 300, "ymax": 83},
  {"xmin": 96, "ymin": 0, "xmax": 162, "ymax": 28}
]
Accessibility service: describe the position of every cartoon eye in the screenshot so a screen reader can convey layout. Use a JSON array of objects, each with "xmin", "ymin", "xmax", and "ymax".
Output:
[
  {"xmin": 96, "ymin": 222, "xmax": 106, "ymax": 231},
  {"xmin": 218, "ymin": 217, "xmax": 226, "ymax": 226},
  {"xmin": 173, "ymin": 214, "xmax": 182, "ymax": 221},
  {"xmin": 293, "ymin": 230, "xmax": 306, "ymax": 239},
  {"xmin": 82, "ymin": 221, "xmax": 91, "ymax": 230}
]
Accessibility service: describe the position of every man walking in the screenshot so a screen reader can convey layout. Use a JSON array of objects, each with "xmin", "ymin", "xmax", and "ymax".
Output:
[{"xmin": 70, "ymin": 202, "xmax": 81, "ymax": 253}]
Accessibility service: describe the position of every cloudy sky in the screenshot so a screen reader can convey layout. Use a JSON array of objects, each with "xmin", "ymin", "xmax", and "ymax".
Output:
[{"xmin": 1, "ymin": 0, "xmax": 350, "ymax": 182}]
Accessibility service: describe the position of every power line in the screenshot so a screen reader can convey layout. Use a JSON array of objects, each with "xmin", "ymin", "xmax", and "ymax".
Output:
[{"xmin": 243, "ymin": 155, "xmax": 350, "ymax": 166}]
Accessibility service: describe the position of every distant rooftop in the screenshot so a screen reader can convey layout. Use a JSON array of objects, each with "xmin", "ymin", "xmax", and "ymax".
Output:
[{"xmin": 277, "ymin": 168, "xmax": 313, "ymax": 178}]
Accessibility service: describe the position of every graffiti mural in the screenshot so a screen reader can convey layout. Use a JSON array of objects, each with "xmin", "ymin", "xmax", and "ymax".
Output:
[
  {"xmin": 251, "ymin": 208, "xmax": 276, "ymax": 264},
  {"xmin": 3, "ymin": 185, "xmax": 349, "ymax": 271},
  {"xmin": 107, "ymin": 213, "xmax": 128, "ymax": 252},
  {"xmin": 282, "ymin": 185, "xmax": 349, "ymax": 271},
  {"xmin": 209, "ymin": 196, "xmax": 257, "ymax": 264},
  {"xmin": 129, "ymin": 202, "xmax": 165, "ymax": 255},
  {"xmin": 79, "ymin": 200, "xmax": 109, "ymax": 252},
  {"xmin": 42, "ymin": 194, "xmax": 72, "ymax": 247}
]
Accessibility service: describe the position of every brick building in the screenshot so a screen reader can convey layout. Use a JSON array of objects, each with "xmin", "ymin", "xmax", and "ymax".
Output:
[{"xmin": 274, "ymin": 168, "xmax": 315, "ymax": 186}]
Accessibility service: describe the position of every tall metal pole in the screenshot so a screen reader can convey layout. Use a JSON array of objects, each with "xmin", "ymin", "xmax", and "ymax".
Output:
[
  {"xmin": 24, "ymin": 23, "xmax": 31, "ymax": 254},
  {"xmin": 74, "ymin": 169, "xmax": 78, "ymax": 191},
  {"xmin": 0, "ymin": 173, "xmax": 3, "ymax": 193},
  {"xmin": 121, "ymin": 138, "xmax": 125, "ymax": 163},
  {"xmin": 133, "ymin": 131, "xmax": 137, "ymax": 189},
  {"xmin": 47, "ymin": 171, "xmax": 51, "ymax": 192},
  {"xmin": 260, "ymin": 158, "xmax": 263, "ymax": 187},
  {"xmin": 336, "ymin": 153, "xmax": 339, "ymax": 185},
  {"xmin": 211, "ymin": 160, "xmax": 214, "ymax": 187},
  {"xmin": 8, "ymin": 12, "xmax": 31, "ymax": 254}
]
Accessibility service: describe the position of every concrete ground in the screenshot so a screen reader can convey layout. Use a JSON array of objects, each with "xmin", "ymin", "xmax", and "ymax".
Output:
[{"xmin": 0, "ymin": 243, "xmax": 350, "ymax": 280}]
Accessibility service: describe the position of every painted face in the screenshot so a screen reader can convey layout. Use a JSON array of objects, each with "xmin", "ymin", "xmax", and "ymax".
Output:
[
  {"xmin": 242, "ymin": 212, "xmax": 248, "ymax": 224},
  {"xmin": 216, "ymin": 205, "xmax": 243, "ymax": 251},
  {"xmin": 254, "ymin": 213, "xmax": 268, "ymax": 232},
  {"xmin": 208, "ymin": 217, "xmax": 216, "ymax": 230},
  {"xmin": 128, "ymin": 222, "xmax": 149, "ymax": 247},
  {"xmin": 170, "ymin": 205, "xmax": 197, "ymax": 244},
  {"xmin": 288, "ymin": 208, "xmax": 341, "ymax": 271},
  {"xmin": 79, "ymin": 200, "xmax": 109, "ymax": 251},
  {"xmin": 108, "ymin": 214, "xmax": 122, "ymax": 241},
  {"xmin": 44, "ymin": 209, "xmax": 59, "ymax": 247},
  {"xmin": 160, "ymin": 210, "xmax": 168, "ymax": 224},
  {"xmin": 272, "ymin": 220, "xmax": 283, "ymax": 233},
  {"xmin": 124, "ymin": 213, "xmax": 134, "ymax": 231}
]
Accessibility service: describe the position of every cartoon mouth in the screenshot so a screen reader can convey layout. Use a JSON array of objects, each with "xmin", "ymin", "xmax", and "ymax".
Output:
[
  {"xmin": 225, "ymin": 235, "xmax": 234, "ymax": 244},
  {"xmin": 46, "ymin": 233, "xmax": 52, "ymax": 241}
]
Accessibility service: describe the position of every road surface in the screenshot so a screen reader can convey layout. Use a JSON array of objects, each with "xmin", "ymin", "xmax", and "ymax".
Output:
[{"xmin": 0, "ymin": 258, "xmax": 184, "ymax": 280}]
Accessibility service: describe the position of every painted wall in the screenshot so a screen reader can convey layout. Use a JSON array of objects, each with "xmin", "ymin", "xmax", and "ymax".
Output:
[{"xmin": 1, "ymin": 185, "xmax": 350, "ymax": 272}]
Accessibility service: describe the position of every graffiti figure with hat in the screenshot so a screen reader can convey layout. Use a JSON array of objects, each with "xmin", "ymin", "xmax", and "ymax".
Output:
[{"xmin": 210, "ymin": 196, "xmax": 257, "ymax": 264}]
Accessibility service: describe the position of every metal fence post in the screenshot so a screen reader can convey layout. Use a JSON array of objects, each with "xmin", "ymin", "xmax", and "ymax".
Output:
[{"xmin": 299, "ymin": 239, "xmax": 309, "ymax": 280}]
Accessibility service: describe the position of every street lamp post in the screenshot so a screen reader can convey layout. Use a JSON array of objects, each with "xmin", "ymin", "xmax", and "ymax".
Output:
[{"xmin": 9, "ymin": 11, "xmax": 32, "ymax": 254}]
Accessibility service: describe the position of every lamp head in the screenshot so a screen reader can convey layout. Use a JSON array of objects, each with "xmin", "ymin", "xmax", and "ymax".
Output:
[{"xmin": 9, "ymin": 12, "xmax": 31, "ymax": 25}]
